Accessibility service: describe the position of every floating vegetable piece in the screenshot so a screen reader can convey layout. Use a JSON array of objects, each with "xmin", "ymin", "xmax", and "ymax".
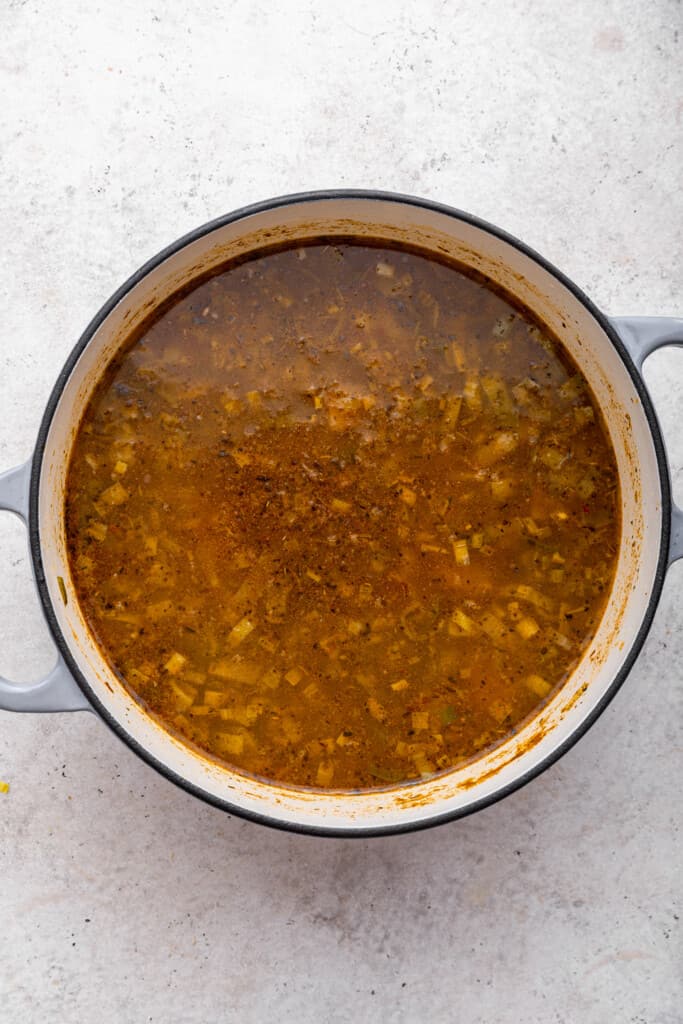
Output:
[
  {"xmin": 367, "ymin": 697, "xmax": 386, "ymax": 722},
  {"xmin": 87, "ymin": 521, "xmax": 108, "ymax": 541},
  {"xmin": 169, "ymin": 679, "xmax": 196, "ymax": 710},
  {"xmin": 228, "ymin": 617, "xmax": 255, "ymax": 647},
  {"xmin": 526, "ymin": 674, "xmax": 552, "ymax": 698},
  {"xmin": 398, "ymin": 486, "xmax": 417, "ymax": 507},
  {"xmin": 316, "ymin": 761, "xmax": 334, "ymax": 786},
  {"xmin": 411, "ymin": 711, "xmax": 429, "ymax": 731},
  {"xmin": 217, "ymin": 733, "xmax": 244, "ymax": 756},
  {"xmin": 285, "ymin": 667, "xmax": 303, "ymax": 687},
  {"xmin": 164, "ymin": 652, "xmax": 187, "ymax": 675},
  {"xmin": 98, "ymin": 481, "xmax": 128, "ymax": 507},
  {"xmin": 516, "ymin": 616, "xmax": 540, "ymax": 640},
  {"xmin": 452, "ymin": 538, "xmax": 470, "ymax": 566}
]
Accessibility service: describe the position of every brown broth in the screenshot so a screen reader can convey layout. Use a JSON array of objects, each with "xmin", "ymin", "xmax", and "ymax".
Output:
[{"xmin": 65, "ymin": 241, "xmax": 620, "ymax": 789}]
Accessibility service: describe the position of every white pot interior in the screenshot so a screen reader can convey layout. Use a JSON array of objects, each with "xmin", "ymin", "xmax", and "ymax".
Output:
[{"xmin": 36, "ymin": 196, "xmax": 663, "ymax": 832}]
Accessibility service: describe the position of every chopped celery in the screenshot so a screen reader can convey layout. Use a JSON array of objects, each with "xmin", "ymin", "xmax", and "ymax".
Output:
[
  {"xmin": 232, "ymin": 450, "xmax": 252, "ymax": 468},
  {"xmin": 228, "ymin": 616, "xmax": 255, "ymax": 647},
  {"xmin": 450, "ymin": 609, "xmax": 476, "ymax": 635},
  {"xmin": 97, "ymin": 481, "xmax": 128, "ymax": 507},
  {"xmin": 218, "ymin": 704, "xmax": 262, "ymax": 725},
  {"xmin": 367, "ymin": 697, "xmax": 386, "ymax": 722},
  {"xmin": 516, "ymin": 616, "xmax": 540, "ymax": 640},
  {"xmin": 463, "ymin": 375, "xmax": 481, "ymax": 412},
  {"xmin": 491, "ymin": 478, "xmax": 513, "ymax": 502},
  {"xmin": 538, "ymin": 445, "xmax": 567, "ymax": 470},
  {"xmin": 411, "ymin": 711, "xmax": 429, "ymax": 731},
  {"xmin": 481, "ymin": 612, "xmax": 506, "ymax": 643},
  {"xmin": 452, "ymin": 538, "xmax": 470, "ymax": 566},
  {"xmin": 209, "ymin": 660, "xmax": 260, "ymax": 684},
  {"xmin": 336, "ymin": 732, "xmax": 356, "ymax": 747},
  {"xmin": 489, "ymin": 700, "xmax": 512, "ymax": 723},
  {"xmin": 574, "ymin": 405, "xmax": 595, "ymax": 428},
  {"xmin": 143, "ymin": 535, "xmax": 158, "ymax": 556},
  {"xmin": 164, "ymin": 652, "xmax": 187, "ymax": 675},
  {"xmin": 316, "ymin": 762, "xmax": 334, "ymax": 786},
  {"xmin": 412, "ymin": 751, "xmax": 435, "ymax": 776},
  {"xmin": 526, "ymin": 674, "xmax": 552, "ymax": 698},
  {"xmin": 442, "ymin": 395, "xmax": 462, "ymax": 429},
  {"xmin": 516, "ymin": 585, "xmax": 553, "ymax": 614},
  {"xmin": 87, "ymin": 521, "xmax": 108, "ymax": 542},
  {"xmin": 477, "ymin": 432, "xmax": 518, "ymax": 467},
  {"xmin": 169, "ymin": 679, "xmax": 196, "ymax": 710},
  {"xmin": 203, "ymin": 690, "xmax": 226, "ymax": 708},
  {"xmin": 261, "ymin": 667, "xmax": 281, "ymax": 690},
  {"xmin": 217, "ymin": 733, "xmax": 244, "ymax": 756},
  {"xmin": 481, "ymin": 375, "xmax": 514, "ymax": 415}
]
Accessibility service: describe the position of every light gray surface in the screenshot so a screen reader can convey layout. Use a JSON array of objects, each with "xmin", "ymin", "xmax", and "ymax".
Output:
[{"xmin": 1, "ymin": 1, "xmax": 681, "ymax": 1021}]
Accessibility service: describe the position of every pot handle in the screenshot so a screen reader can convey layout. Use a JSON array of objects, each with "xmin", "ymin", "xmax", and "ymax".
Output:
[
  {"xmin": 0, "ymin": 460, "xmax": 91, "ymax": 712},
  {"xmin": 610, "ymin": 316, "xmax": 683, "ymax": 565}
]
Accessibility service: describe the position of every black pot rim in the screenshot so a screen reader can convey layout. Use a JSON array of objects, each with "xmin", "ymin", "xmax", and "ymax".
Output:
[{"xmin": 28, "ymin": 189, "xmax": 673, "ymax": 838}]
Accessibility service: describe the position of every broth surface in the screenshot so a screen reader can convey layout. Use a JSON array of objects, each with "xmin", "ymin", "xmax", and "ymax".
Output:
[{"xmin": 65, "ymin": 242, "xmax": 619, "ymax": 789}]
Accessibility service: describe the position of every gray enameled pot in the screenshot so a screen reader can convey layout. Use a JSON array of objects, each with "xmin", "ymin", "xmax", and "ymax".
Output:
[{"xmin": 0, "ymin": 191, "xmax": 681, "ymax": 836}]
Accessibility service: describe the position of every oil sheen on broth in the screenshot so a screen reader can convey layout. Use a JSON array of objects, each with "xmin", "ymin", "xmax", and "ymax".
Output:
[{"xmin": 65, "ymin": 242, "xmax": 620, "ymax": 790}]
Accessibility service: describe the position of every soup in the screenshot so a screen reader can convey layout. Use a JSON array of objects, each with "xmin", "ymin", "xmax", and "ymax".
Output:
[{"xmin": 64, "ymin": 241, "xmax": 619, "ymax": 789}]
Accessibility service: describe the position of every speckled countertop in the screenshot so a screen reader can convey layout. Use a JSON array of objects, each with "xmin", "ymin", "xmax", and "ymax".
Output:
[{"xmin": 1, "ymin": 2, "xmax": 681, "ymax": 1022}]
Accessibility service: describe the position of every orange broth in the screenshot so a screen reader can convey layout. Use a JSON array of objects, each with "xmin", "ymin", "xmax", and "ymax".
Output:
[{"xmin": 65, "ymin": 241, "xmax": 619, "ymax": 789}]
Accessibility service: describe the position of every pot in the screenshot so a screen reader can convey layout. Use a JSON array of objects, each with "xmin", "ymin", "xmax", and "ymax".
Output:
[{"xmin": 1, "ymin": 191, "xmax": 681, "ymax": 836}]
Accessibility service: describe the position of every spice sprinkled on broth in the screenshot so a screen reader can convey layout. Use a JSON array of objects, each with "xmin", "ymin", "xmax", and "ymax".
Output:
[{"xmin": 65, "ymin": 241, "xmax": 619, "ymax": 789}]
